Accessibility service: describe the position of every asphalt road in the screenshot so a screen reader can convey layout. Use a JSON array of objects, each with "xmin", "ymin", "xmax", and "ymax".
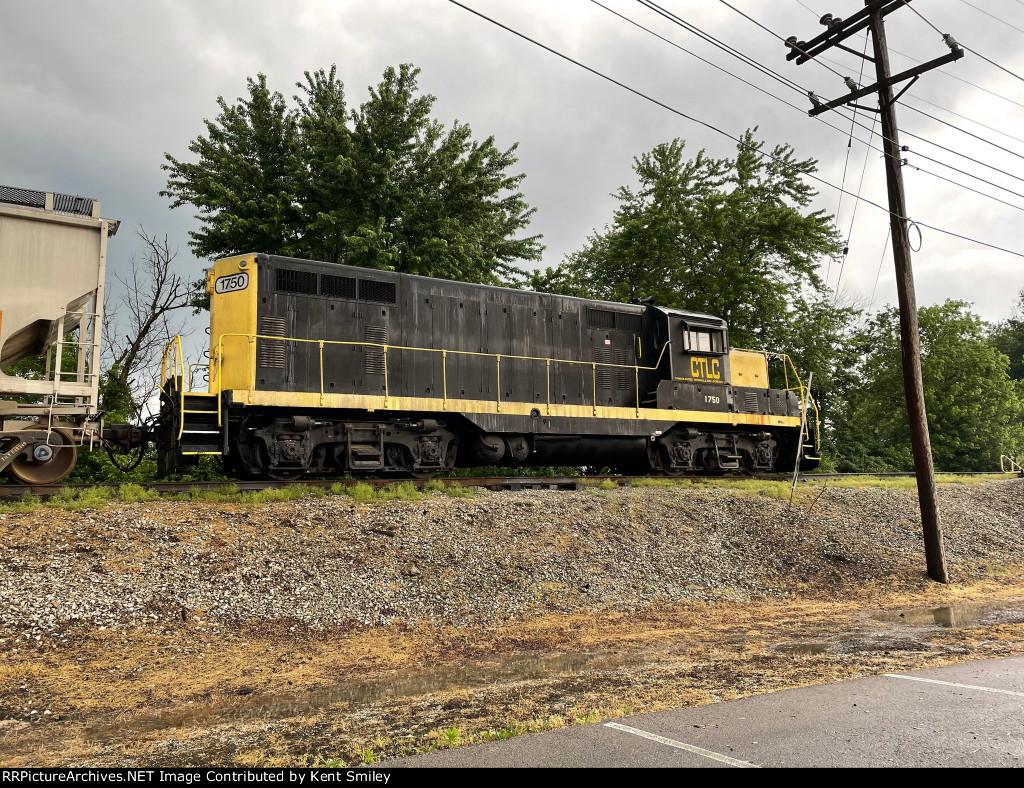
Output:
[{"xmin": 387, "ymin": 655, "xmax": 1024, "ymax": 768}]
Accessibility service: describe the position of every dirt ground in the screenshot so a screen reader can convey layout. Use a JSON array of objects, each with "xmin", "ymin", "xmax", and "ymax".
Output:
[{"xmin": 2, "ymin": 480, "xmax": 1023, "ymax": 766}]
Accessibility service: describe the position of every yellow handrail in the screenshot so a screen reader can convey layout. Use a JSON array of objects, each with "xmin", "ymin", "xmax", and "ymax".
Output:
[
  {"xmin": 1001, "ymin": 455, "xmax": 1023, "ymax": 475},
  {"xmin": 159, "ymin": 336, "xmax": 191, "ymax": 440},
  {"xmin": 208, "ymin": 333, "xmax": 825, "ymax": 440},
  {"xmin": 188, "ymin": 362, "xmax": 209, "ymax": 391}
]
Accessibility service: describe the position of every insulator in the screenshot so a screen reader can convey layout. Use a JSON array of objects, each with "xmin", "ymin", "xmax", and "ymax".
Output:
[
  {"xmin": 819, "ymin": 13, "xmax": 834, "ymax": 27},
  {"xmin": 943, "ymin": 33, "xmax": 960, "ymax": 51},
  {"xmin": 785, "ymin": 35, "xmax": 798, "ymax": 48},
  {"xmin": 807, "ymin": 90, "xmax": 823, "ymax": 107},
  {"xmin": 844, "ymin": 76, "xmax": 858, "ymax": 91}
]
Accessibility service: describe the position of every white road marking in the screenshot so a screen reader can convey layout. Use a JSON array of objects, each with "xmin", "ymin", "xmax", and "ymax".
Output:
[
  {"xmin": 603, "ymin": 722, "xmax": 760, "ymax": 768},
  {"xmin": 885, "ymin": 673, "xmax": 1024, "ymax": 698}
]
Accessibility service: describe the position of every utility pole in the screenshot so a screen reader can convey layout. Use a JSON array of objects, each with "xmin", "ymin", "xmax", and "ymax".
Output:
[{"xmin": 785, "ymin": 0, "xmax": 963, "ymax": 583}]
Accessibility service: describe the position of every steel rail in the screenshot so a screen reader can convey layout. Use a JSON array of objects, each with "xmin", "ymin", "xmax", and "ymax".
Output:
[{"xmin": 0, "ymin": 472, "xmax": 1014, "ymax": 500}]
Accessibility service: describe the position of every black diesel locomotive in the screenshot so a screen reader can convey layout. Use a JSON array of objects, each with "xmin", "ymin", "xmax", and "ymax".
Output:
[{"xmin": 157, "ymin": 253, "xmax": 819, "ymax": 478}]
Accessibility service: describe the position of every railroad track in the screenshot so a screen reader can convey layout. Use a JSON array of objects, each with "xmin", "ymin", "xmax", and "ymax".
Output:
[{"xmin": 0, "ymin": 471, "xmax": 1015, "ymax": 499}]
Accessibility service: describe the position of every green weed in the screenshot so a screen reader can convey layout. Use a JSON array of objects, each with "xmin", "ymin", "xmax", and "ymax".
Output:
[
  {"xmin": 344, "ymin": 482, "xmax": 377, "ymax": 503},
  {"xmin": 116, "ymin": 483, "xmax": 159, "ymax": 503},
  {"xmin": 443, "ymin": 725, "xmax": 461, "ymax": 746},
  {"xmin": 358, "ymin": 749, "xmax": 378, "ymax": 765},
  {"xmin": 378, "ymin": 482, "xmax": 423, "ymax": 502}
]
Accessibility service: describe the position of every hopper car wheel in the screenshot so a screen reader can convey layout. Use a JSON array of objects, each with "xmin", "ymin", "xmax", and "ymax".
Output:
[{"xmin": 8, "ymin": 426, "xmax": 78, "ymax": 485}]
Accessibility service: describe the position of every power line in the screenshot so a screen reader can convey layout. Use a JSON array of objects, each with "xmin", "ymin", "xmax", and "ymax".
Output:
[
  {"xmin": 962, "ymin": 43, "xmax": 1024, "ymax": 84},
  {"xmin": 446, "ymin": 0, "xmax": 1024, "ymax": 261},
  {"xmin": 704, "ymin": 1, "xmax": 1024, "ymax": 190},
  {"xmin": 834, "ymin": 114, "xmax": 877, "ymax": 299},
  {"xmin": 705, "ymin": 1, "xmax": 1024, "ymax": 205},
  {"xmin": 901, "ymin": 102, "xmax": 1024, "ymax": 163},
  {"xmin": 634, "ymin": 1, "xmax": 806, "ymax": 97},
  {"xmin": 829, "ymin": 32, "xmax": 871, "ymax": 291},
  {"xmin": 904, "ymin": 2, "xmax": 1024, "ymax": 84},
  {"xmin": 903, "ymin": 94, "xmax": 1024, "ymax": 148},
  {"xmin": 907, "ymin": 146, "xmax": 1024, "ymax": 203},
  {"xmin": 715, "ymin": 0, "xmax": 850, "ymax": 80},
  {"xmin": 956, "ymin": 0, "xmax": 1024, "ymax": 36},
  {"xmin": 726, "ymin": 0, "xmax": 1024, "ymax": 170},
  {"xmin": 643, "ymin": 0, "xmax": 1024, "ymax": 192},
  {"xmin": 869, "ymin": 225, "xmax": 892, "ymax": 308},
  {"xmin": 888, "ymin": 46, "xmax": 1024, "ymax": 110},
  {"xmin": 591, "ymin": 1, "xmax": 813, "ymax": 116},
  {"xmin": 602, "ymin": 0, "xmax": 1024, "ymax": 214},
  {"xmin": 815, "ymin": 49, "xmax": 1024, "ymax": 148},
  {"xmin": 910, "ymin": 162, "xmax": 1024, "ymax": 213},
  {"xmin": 617, "ymin": 0, "xmax": 1024, "ymax": 214}
]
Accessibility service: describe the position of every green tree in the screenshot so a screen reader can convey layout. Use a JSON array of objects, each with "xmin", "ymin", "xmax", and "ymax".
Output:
[
  {"xmin": 163, "ymin": 63, "xmax": 542, "ymax": 288},
  {"xmin": 990, "ymin": 288, "xmax": 1024, "ymax": 381},
  {"xmin": 834, "ymin": 300, "xmax": 1024, "ymax": 472}
]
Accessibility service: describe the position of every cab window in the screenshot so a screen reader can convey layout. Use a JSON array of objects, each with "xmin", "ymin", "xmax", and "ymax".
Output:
[{"xmin": 685, "ymin": 327, "xmax": 723, "ymax": 354}]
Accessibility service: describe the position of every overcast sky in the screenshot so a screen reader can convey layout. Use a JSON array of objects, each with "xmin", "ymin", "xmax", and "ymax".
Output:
[{"xmin": 3, "ymin": 0, "xmax": 1022, "ymax": 336}]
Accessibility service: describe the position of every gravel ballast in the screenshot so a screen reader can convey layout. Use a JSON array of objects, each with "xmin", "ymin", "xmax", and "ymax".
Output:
[{"xmin": 1, "ymin": 480, "xmax": 1022, "ymax": 636}]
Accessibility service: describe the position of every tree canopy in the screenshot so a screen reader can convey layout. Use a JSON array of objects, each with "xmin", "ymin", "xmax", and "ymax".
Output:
[{"xmin": 163, "ymin": 63, "xmax": 542, "ymax": 286}]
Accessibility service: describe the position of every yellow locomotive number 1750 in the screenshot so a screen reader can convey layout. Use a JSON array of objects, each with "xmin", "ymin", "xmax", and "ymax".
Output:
[{"xmin": 690, "ymin": 356, "xmax": 721, "ymax": 380}]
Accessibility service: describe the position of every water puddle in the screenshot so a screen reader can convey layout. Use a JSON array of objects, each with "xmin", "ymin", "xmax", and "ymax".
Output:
[
  {"xmin": 873, "ymin": 598, "xmax": 1024, "ymax": 628},
  {"xmin": 84, "ymin": 647, "xmax": 656, "ymax": 742}
]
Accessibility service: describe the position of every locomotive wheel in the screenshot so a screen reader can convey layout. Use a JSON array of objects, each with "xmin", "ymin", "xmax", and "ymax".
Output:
[{"xmin": 8, "ymin": 426, "xmax": 78, "ymax": 485}]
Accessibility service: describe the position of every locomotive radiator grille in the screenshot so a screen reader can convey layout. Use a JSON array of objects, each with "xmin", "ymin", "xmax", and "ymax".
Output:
[
  {"xmin": 257, "ymin": 316, "xmax": 286, "ymax": 369},
  {"xmin": 614, "ymin": 349, "xmax": 631, "ymax": 389},
  {"xmin": 594, "ymin": 347, "xmax": 613, "ymax": 388},
  {"xmin": 364, "ymin": 326, "xmax": 388, "ymax": 376}
]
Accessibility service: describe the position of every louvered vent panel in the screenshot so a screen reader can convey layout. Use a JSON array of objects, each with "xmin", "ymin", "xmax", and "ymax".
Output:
[
  {"xmin": 595, "ymin": 347, "xmax": 613, "ymax": 388},
  {"xmin": 276, "ymin": 268, "xmax": 317, "ymax": 294},
  {"xmin": 321, "ymin": 274, "xmax": 356, "ymax": 299},
  {"xmin": 364, "ymin": 325, "xmax": 388, "ymax": 376},
  {"xmin": 359, "ymin": 279, "xmax": 397, "ymax": 304},
  {"xmin": 257, "ymin": 316, "xmax": 286, "ymax": 368},
  {"xmin": 744, "ymin": 391, "xmax": 759, "ymax": 412},
  {"xmin": 613, "ymin": 349, "xmax": 632, "ymax": 390}
]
